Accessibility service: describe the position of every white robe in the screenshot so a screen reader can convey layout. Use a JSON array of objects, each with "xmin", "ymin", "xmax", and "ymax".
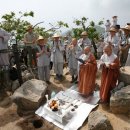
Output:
[{"xmin": 100, "ymin": 53, "xmax": 117, "ymax": 64}]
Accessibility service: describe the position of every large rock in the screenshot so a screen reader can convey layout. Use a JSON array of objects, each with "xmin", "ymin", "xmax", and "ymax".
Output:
[
  {"xmin": 110, "ymin": 85, "xmax": 130, "ymax": 114},
  {"xmin": 0, "ymin": 97, "xmax": 12, "ymax": 107},
  {"xmin": 119, "ymin": 66, "xmax": 130, "ymax": 85},
  {"xmin": 88, "ymin": 111, "xmax": 113, "ymax": 130},
  {"xmin": 110, "ymin": 82, "xmax": 125, "ymax": 94},
  {"xmin": 11, "ymin": 79, "xmax": 47, "ymax": 112}
]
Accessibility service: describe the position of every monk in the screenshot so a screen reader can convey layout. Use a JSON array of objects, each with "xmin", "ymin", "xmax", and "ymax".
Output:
[
  {"xmin": 100, "ymin": 44, "xmax": 120, "ymax": 103},
  {"xmin": 78, "ymin": 46, "xmax": 97, "ymax": 96}
]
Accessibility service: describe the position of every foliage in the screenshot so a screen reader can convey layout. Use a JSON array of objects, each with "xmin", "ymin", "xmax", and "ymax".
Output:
[
  {"xmin": 0, "ymin": 11, "xmax": 34, "ymax": 41},
  {"xmin": 0, "ymin": 11, "xmax": 69, "ymax": 42},
  {"xmin": 34, "ymin": 27, "xmax": 49, "ymax": 37},
  {"xmin": 73, "ymin": 17, "xmax": 103, "ymax": 39},
  {"xmin": 73, "ymin": 17, "xmax": 104, "ymax": 55},
  {"xmin": 72, "ymin": 28, "xmax": 83, "ymax": 39},
  {"xmin": 0, "ymin": 12, "xmax": 104, "ymax": 54},
  {"xmin": 57, "ymin": 21, "xmax": 69, "ymax": 28}
]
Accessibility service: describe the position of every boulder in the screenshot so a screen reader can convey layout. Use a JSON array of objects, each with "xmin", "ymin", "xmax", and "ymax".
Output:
[
  {"xmin": 110, "ymin": 82, "xmax": 125, "ymax": 94},
  {"xmin": 0, "ymin": 97, "xmax": 12, "ymax": 107},
  {"xmin": 11, "ymin": 79, "xmax": 47, "ymax": 112},
  {"xmin": 88, "ymin": 111, "xmax": 113, "ymax": 130},
  {"xmin": 110, "ymin": 85, "xmax": 130, "ymax": 114},
  {"xmin": 119, "ymin": 66, "xmax": 130, "ymax": 85}
]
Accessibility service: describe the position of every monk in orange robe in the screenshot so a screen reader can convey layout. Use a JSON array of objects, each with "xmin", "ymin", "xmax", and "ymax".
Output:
[
  {"xmin": 100, "ymin": 44, "xmax": 120, "ymax": 103},
  {"xmin": 78, "ymin": 46, "xmax": 97, "ymax": 96}
]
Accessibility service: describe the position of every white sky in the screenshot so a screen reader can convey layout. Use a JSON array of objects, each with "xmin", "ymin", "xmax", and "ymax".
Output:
[{"xmin": 0, "ymin": 0, "xmax": 130, "ymax": 30}]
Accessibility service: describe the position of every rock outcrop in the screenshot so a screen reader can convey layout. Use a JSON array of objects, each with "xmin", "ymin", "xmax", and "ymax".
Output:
[
  {"xmin": 11, "ymin": 79, "xmax": 47, "ymax": 116},
  {"xmin": 119, "ymin": 66, "xmax": 130, "ymax": 85},
  {"xmin": 110, "ymin": 85, "xmax": 130, "ymax": 114},
  {"xmin": 88, "ymin": 111, "xmax": 113, "ymax": 130}
]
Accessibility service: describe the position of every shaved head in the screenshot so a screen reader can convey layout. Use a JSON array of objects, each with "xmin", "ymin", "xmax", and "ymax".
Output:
[
  {"xmin": 72, "ymin": 38, "xmax": 77, "ymax": 46},
  {"xmin": 103, "ymin": 44, "xmax": 112, "ymax": 50},
  {"xmin": 103, "ymin": 44, "xmax": 112, "ymax": 56},
  {"xmin": 84, "ymin": 46, "xmax": 91, "ymax": 54}
]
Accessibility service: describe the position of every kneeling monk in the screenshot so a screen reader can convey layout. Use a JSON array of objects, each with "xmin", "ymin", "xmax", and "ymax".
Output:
[
  {"xmin": 78, "ymin": 46, "xmax": 97, "ymax": 96},
  {"xmin": 100, "ymin": 44, "xmax": 120, "ymax": 103}
]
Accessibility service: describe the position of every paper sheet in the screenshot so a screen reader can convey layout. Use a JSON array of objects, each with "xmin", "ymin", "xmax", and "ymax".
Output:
[{"xmin": 35, "ymin": 90, "xmax": 99, "ymax": 130}]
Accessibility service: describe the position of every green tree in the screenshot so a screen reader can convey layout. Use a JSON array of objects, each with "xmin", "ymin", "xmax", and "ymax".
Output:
[
  {"xmin": 73, "ymin": 17, "xmax": 104, "ymax": 56},
  {"xmin": 0, "ymin": 11, "xmax": 69, "ymax": 42},
  {"xmin": 0, "ymin": 11, "xmax": 35, "ymax": 41}
]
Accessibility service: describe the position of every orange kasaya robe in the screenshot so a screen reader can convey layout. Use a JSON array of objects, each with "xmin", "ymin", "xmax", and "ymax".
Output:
[
  {"xmin": 78, "ymin": 53, "xmax": 97, "ymax": 95},
  {"xmin": 100, "ymin": 58, "xmax": 120, "ymax": 102}
]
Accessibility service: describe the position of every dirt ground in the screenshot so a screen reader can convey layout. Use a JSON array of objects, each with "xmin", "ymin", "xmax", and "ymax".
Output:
[{"xmin": 0, "ymin": 68, "xmax": 130, "ymax": 130}]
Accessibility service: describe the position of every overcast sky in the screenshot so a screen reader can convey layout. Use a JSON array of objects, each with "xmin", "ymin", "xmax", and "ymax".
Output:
[{"xmin": 0, "ymin": 0, "xmax": 130, "ymax": 30}]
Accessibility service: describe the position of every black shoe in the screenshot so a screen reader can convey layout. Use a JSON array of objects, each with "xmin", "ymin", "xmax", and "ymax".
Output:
[
  {"xmin": 54, "ymin": 74, "xmax": 59, "ymax": 80},
  {"xmin": 46, "ymin": 81, "xmax": 51, "ymax": 85},
  {"xmin": 75, "ymin": 81, "xmax": 78, "ymax": 84},
  {"xmin": 73, "ymin": 76, "xmax": 78, "ymax": 82},
  {"xmin": 59, "ymin": 75, "xmax": 63, "ymax": 81},
  {"xmin": 70, "ymin": 80, "xmax": 74, "ymax": 83},
  {"xmin": 70, "ymin": 76, "xmax": 74, "ymax": 83}
]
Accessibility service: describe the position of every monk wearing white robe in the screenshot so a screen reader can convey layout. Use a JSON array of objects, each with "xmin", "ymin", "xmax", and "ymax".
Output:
[
  {"xmin": 100, "ymin": 45, "xmax": 120, "ymax": 103},
  {"xmin": 78, "ymin": 46, "xmax": 97, "ymax": 96}
]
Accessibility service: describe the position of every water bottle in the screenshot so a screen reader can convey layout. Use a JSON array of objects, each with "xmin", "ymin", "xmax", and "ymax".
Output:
[{"xmin": 51, "ymin": 91, "xmax": 56, "ymax": 98}]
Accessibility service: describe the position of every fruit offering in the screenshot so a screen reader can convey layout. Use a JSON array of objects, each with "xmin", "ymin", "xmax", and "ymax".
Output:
[{"xmin": 49, "ymin": 100, "xmax": 58, "ymax": 111}]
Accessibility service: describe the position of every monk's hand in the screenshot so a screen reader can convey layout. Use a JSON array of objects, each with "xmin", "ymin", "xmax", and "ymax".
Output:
[
  {"xmin": 41, "ymin": 49, "xmax": 45, "ymax": 54},
  {"xmin": 105, "ymin": 64, "xmax": 110, "ymax": 68},
  {"xmin": 32, "ymin": 40, "xmax": 36, "ymax": 44},
  {"xmin": 100, "ymin": 62, "xmax": 105, "ymax": 67},
  {"xmin": 37, "ymin": 52, "xmax": 42, "ymax": 57},
  {"xmin": 84, "ymin": 63, "xmax": 88, "ymax": 65}
]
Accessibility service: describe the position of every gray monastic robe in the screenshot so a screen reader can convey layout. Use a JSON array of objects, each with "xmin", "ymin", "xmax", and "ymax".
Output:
[
  {"xmin": 52, "ymin": 41, "xmax": 64, "ymax": 75},
  {"xmin": 68, "ymin": 45, "xmax": 82, "ymax": 76},
  {"xmin": 36, "ymin": 44, "xmax": 50, "ymax": 81},
  {"xmin": 0, "ymin": 29, "xmax": 10, "ymax": 66},
  {"xmin": 105, "ymin": 35, "xmax": 120, "ymax": 55}
]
